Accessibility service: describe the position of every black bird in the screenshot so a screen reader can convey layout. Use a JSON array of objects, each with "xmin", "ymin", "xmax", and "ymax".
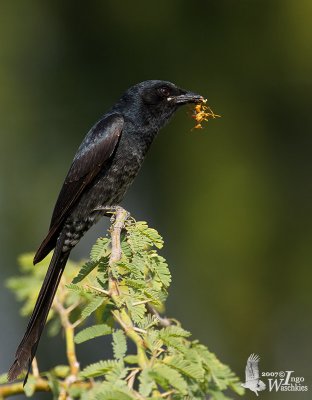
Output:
[{"xmin": 8, "ymin": 80, "xmax": 203, "ymax": 382}]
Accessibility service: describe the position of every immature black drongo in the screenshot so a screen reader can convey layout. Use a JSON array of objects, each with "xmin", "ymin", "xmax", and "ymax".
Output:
[{"xmin": 8, "ymin": 80, "xmax": 203, "ymax": 382}]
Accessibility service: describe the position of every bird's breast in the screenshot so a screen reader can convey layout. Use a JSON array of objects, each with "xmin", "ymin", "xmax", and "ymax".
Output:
[{"xmin": 68, "ymin": 132, "xmax": 150, "ymax": 223}]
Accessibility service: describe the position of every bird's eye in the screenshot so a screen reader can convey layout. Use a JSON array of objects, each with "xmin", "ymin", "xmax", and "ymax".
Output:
[{"xmin": 158, "ymin": 87, "xmax": 171, "ymax": 97}]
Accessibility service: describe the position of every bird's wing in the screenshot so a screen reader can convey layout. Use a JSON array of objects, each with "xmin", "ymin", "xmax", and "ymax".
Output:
[
  {"xmin": 33, "ymin": 113, "xmax": 124, "ymax": 264},
  {"xmin": 245, "ymin": 354, "xmax": 260, "ymax": 382}
]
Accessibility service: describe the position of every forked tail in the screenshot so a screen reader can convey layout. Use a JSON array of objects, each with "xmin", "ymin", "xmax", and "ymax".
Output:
[{"xmin": 8, "ymin": 235, "xmax": 69, "ymax": 384}]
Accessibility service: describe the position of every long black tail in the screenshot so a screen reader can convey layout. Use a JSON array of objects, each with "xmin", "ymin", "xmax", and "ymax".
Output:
[{"xmin": 8, "ymin": 236, "xmax": 70, "ymax": 383}]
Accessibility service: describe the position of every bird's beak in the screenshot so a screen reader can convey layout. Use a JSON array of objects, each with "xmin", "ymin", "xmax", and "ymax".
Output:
[{"xmin": 168, "ymin": 92, "xmax": 204, "ymax": 105}]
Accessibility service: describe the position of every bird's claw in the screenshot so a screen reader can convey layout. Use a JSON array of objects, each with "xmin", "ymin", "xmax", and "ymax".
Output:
[{"xmin": 93, "ymin": 205, "xmax": 130, "ymax": 223}]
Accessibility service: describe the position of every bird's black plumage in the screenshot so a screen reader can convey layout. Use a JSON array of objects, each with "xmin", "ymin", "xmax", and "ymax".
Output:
[{"xmin": 8, "ymin": 80, "xmax": 203, "ymax": 382}]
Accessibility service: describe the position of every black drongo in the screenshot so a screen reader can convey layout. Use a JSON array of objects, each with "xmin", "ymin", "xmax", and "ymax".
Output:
[{"xmin": 8, "ymin": 80, "xmax": 203, "ymax": 382}]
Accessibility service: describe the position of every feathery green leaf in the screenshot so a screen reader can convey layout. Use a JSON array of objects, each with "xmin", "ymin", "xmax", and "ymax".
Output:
[
  {"xmin": 112, "ymin": 329, "xmax": 127, "ymax": 360},
  {"xmin": 75, "ymin": 324, "xmax": 112, "ymax": 344}
]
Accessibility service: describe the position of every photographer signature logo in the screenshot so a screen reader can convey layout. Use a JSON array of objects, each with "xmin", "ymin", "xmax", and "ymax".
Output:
[
  {"xmin": 242, "ymin": 353, "xmax": 308, "ymax": 395},
  {"xmin": 241, "ymin": 354, "xmax": 266, "ymax": 396}
]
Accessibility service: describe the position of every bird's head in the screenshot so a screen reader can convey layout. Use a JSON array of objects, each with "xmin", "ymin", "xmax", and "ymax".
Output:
[
  {"xmin": 117, "ymin": 80, "xmax": 204, "ymax": 130},
  {"xmin": 138, "ymin": 80, "xmax": 203, "ymax": 107}
]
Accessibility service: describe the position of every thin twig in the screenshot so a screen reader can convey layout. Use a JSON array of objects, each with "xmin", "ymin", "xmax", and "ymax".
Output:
[
  {"xmin": 0, "ymin": 380, "xmax": 92, "ymax": 398},
  {"xmin": 160, "ymin": 389, "xmax": 176, "ymax": 397},
  {"xmin": 132, "ymin": 299, "xmax": 150, "ymax": 306},
  {"xmin": 86, "ymin": 284, "xmax": 110, "ymax": 296},
  {"xmin": 65, "ymin": 300, "xmax": 80, "ymax": 314},
  {"xmin": 133, "ymin": 327, "xmax": 147, "ymax": 334},
  {"xmin": 72, "ymin": 317, "xmax": 84, "ymax": 329},
  {"xmin": 126, "ymin": 368, "xmax": 140, "ymax": 389},
  {"xmin": 0, "ymin": 379, "xmax": 50, "ymax": 397},
  {"xmin": 147, "ymin": 304, "xmax": 171, "ymax": 327},
  {"xmin": 53, "ymin": 298, "xmax": 79, "ymax": 378}
]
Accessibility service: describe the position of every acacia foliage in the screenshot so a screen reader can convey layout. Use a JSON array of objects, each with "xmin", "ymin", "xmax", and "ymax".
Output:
[{"xmin": 3, "ymin": 219, "xmax": 244, "ymax": 399}]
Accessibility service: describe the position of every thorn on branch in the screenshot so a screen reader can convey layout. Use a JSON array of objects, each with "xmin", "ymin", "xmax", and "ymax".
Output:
[{"xmin": 31, "ymin": 358, "xmax": 39, "ymax": 379}]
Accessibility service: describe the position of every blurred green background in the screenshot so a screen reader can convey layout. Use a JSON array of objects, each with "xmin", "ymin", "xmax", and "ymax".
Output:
[{"xmin": 0, "ymin": 1, "xmax": 311, "ymax": 398}]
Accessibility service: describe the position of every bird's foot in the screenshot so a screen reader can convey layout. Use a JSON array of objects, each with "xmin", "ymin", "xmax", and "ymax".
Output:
[{"xmin": 94, "ymin": 205, "xmax": 130, "ymax": 223}]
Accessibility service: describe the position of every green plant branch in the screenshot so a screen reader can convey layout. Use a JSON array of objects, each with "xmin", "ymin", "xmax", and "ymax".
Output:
[
  {"xmin": 2, "ymin": 212, "xmax": 244, "ymax": 399},
  {"xmin": 0, "ymin": 378, "xmax": 50, "ymax": 398},
  {"xmin": 108, "ymin": 207, "xmax": 149, "ymax": 368},
  {"xmin": 108, "ymin": 206, "xmax": 128, "ymax": 296},
  {"xmin": 0, "ymin": 379, "xmax": 92, "ymax": 399},
  {"xmin": 53, "ymin": 297, "xmax": 80, "ymax": 378}
]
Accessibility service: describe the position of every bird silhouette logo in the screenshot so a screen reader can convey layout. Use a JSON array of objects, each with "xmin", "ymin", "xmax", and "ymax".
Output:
[{"xmin": 241, "ymin": 354, "xmax": 266, "ymax": 396}]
